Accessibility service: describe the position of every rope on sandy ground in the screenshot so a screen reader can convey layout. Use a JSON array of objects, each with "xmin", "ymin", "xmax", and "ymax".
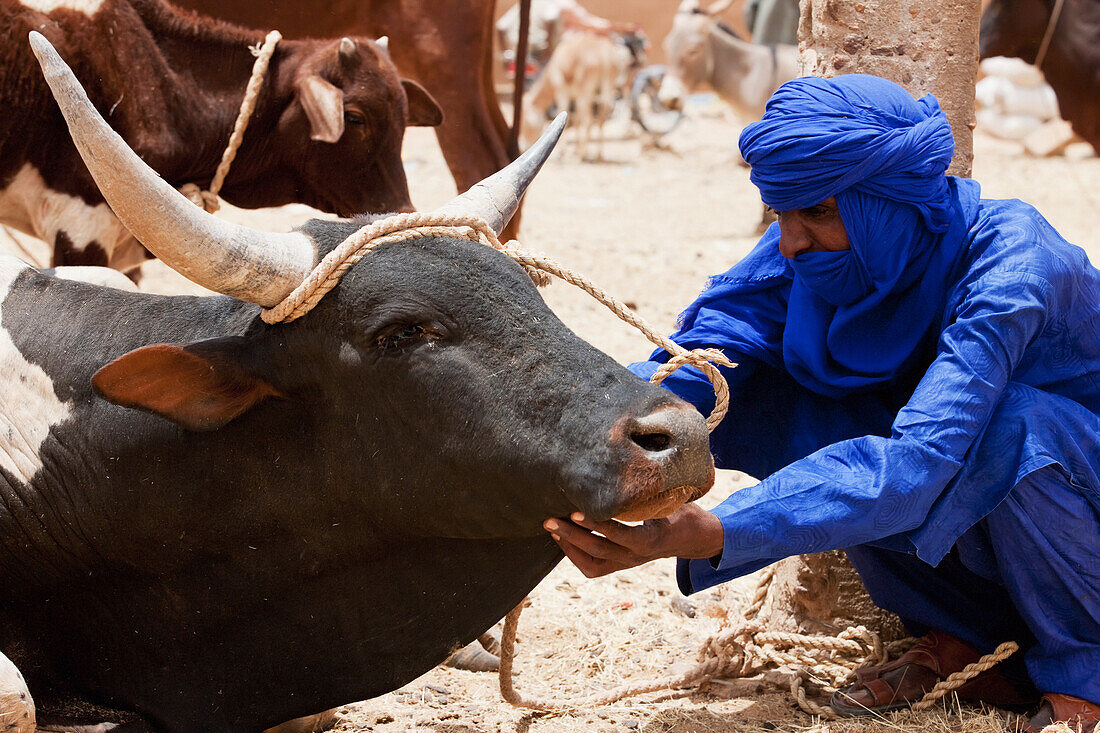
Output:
[
  {"xmin": 499, "ymin": 564, "xmax": 1020, "ymax": 719},
  {"xmin": 179, "ymin": 30, "xmax": 281, "ymax": 214}
]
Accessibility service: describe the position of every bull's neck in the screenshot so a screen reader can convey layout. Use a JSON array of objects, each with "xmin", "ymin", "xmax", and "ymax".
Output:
[
  {"xmin": 125, "ymin": 0, "xmax": 293, "ymax": 186},
  {"xmin": 0, "ymin": 274, "xmax": 259, "ymax": 587}
]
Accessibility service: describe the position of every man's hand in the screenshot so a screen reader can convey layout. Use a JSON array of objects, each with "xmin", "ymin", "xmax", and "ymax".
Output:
[{"xmin": 543, "ymin": 502, "xmax": 724, "ymax": 578}]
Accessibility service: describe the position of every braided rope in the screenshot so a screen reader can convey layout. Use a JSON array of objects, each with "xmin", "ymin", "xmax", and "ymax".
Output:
[
  {"xmin": 260, "ymin": 212, "xmax": 735, "ymax": 426},
  {"xmin": 908, "ymin": 641, "xmax": 1020, "ymax": 712},
  {"xmin": 179, "ymin": 30, "xmax": 281, "ymax": 213}
]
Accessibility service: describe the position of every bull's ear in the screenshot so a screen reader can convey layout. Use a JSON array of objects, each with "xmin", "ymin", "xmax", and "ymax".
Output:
[
  {"xmin": 93, "ymin": 341, "xmax": 280, "ymax": 431},
  {"xmin": 401, "ymin": 79, "xmax": 443, "ymax": 127},
  {"xmin": 296, "ymin": 75, "xmax": 346, "ymax": 143}
]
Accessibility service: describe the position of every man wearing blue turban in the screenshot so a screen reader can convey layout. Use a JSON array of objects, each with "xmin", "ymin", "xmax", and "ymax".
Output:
[{"xmin": 543, "ymin": 75, "xmax": 1100, "ymax": 730}]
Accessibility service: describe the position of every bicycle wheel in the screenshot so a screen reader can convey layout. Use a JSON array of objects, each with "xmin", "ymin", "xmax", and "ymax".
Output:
[{"xmin": 630, "ymin": 65, "xmax": 685, "ymax": 136}]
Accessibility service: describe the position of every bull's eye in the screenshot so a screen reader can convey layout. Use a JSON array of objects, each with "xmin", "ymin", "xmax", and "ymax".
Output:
[
  {"xmin": 375, "ymin": 323, "xmax": 439, "ymax": 352},
  {"xmin": 345, "ymin": 110, "xmax": 366, "ymax": 126}
]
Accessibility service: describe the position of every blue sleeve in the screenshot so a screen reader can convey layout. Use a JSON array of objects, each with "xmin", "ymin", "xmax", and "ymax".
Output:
[{"xmin": 679, "ymin": 273, "xmax": 1054, "ymax": 594}]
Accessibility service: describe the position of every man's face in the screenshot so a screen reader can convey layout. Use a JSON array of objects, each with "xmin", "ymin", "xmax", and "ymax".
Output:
[{"xmin": 774, "ymin": 198, "xmax": 851, "ymax": 259}]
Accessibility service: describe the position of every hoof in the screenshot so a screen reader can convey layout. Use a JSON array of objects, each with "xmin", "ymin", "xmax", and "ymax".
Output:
[
  {"xmin": 443, "ymin": 640, "xmax": 500, "ymax": 672},
  {"xmin": 264, "ymin": 708, "xmax": 341, "ymax": 733}
]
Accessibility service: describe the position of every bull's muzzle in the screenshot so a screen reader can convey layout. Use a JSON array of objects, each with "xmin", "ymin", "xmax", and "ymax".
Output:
[{"xmin": 606, "ymin": 404, "xmax": 714, "ymax": 522}]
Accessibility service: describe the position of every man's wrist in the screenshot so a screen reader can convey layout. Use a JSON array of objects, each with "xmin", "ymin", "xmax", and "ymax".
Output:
[{"xmin": 674, "ymin": 503, "xmax": 725, "ymax": 559}]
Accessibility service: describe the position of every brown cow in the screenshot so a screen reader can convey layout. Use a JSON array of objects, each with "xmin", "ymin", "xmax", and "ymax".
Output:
[
  {"xmin": 980, "ymin": 0, "xmax": 1099, "ymax": 153},
  {"xmin": 0, "ymin": 0, "xmax": 442, "ymax": 274},
  {"xmin": 172, "ymin": 0, "xmax": 524, "ymax": 238}
]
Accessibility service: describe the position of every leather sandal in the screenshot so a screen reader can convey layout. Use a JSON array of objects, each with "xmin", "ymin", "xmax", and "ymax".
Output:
[
  {"xmin": 1014, "ymin": 693, "xmax": 1100, "ymax": 733},
  {"xmin": 830, "ymin": 630, "xmax": 1036, "ymax": 716}
]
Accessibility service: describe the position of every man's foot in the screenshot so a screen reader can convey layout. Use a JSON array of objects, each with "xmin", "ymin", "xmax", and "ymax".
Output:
[
  {"xmin": 1015, "ymin": 693, "xmax": 1100, "ymax": 732},
  {"xmin": 830, "ymin": 630, "xmax": 1035, "ymax": 716}
]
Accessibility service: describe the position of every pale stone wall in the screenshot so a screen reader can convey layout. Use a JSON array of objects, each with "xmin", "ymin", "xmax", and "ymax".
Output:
[{"xmin": 797, "ymin": 0, "xmax": 980, "ymax": 175}]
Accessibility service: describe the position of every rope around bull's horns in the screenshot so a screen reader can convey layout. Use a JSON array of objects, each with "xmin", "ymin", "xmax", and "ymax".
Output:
[
  {"xmin": 255, "ymin": 213, "xmax": 1017, "ymax": 719},
  {"xmin": 259, "ymin": 212, "xmax": 735, "ymax": 433}
]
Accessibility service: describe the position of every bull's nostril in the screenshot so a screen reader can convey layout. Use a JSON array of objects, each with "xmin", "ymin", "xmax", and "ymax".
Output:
[{"xmin": 632, "ymin": 431, "xmax": 673, "ymax": 453}]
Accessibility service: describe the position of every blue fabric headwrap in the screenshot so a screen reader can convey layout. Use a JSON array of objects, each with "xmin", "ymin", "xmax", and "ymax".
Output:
[
  {"xmin": 739, "ymin": 74, "xmax": 959, "ymax": 232},
  {"xmin": 671, "ymin": 75, "xmax": 981, "ymax": 397}
]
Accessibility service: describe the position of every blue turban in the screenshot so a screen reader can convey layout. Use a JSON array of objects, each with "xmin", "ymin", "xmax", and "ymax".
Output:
[
  {"xmin": 673, "ymin": 75, "xmax": 981, "ymax": 397},
  {"xmin": 739, "ymin": 74, "xmax": 959, "ymax": 232}
]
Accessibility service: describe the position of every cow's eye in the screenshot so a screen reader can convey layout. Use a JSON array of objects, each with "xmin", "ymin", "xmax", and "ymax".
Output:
[
  {"xmin": 345, "ymin": 110, "xmax": 366, "ymax": 125},
  {"xmin": 375, "ymin": 323, "xmax": 440, "ymax": 352}
]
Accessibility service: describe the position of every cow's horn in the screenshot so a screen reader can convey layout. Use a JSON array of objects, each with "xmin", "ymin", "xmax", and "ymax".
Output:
[
  {"xmin": 28, "ymin": 31, "xmax": 316, "ymax": 307},
  {"xmin": 433, "ymin": 112, "xmax": 567, "ymax": 236}
]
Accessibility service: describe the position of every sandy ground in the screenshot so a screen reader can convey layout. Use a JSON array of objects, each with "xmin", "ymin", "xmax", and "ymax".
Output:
[{"xmin": 3, "ymin": 97, "xmax": 1097, "ymax": 733}]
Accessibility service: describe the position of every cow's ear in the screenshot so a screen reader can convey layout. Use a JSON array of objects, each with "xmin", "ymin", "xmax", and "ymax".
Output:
[
  {"xmin": 401, "ymin": 80, "xmax": 443, "ymax": 127},
  {"xmin": 93, "ymin": 342, "xmax": 280, "ymax": 431},
  {"xmin": 296, "ymin": 75, "xmax": 346, "ymax": 143}
]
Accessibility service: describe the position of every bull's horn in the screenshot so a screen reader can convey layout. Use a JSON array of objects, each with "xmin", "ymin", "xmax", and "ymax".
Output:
[
  {"xmin": 433, "ymin": 112, "xmax": 566, "ymax": 236},
  {"xmin": 28, "ymin": 31, "xmax": 316, "ymax": 307},
  {"xmin": 706, "ymin": 0, "xmax": 735, "ymax": 15}
]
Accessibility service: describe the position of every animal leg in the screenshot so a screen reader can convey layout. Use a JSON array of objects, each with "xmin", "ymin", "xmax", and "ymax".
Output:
[
  {"xmin": 594, "ymin": 76, "xmax": 616, "ymax": 162},
  {"xmin": 575, "ymin": 76, "xmax": 600, "ymax": 162}
]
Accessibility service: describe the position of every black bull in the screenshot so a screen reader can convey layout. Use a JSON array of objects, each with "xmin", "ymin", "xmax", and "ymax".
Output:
[{"xmin": 0, "ymin": 35, "xmax": 715, "ymax": 732}]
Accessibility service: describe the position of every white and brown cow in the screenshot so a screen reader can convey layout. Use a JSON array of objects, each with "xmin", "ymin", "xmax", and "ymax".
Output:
[{"xmin": 0, "ymin": 0, "xmax": 442, "ymax": 276}]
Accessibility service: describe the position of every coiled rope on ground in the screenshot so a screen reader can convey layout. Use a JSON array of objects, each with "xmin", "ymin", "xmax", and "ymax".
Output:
[
  {"xmin": 256, "ymin": 212, "xmax": 1018, "ymax": 721},
  {"xmin": 499, "ymin": 564, "xmax": 1018, "ymax": 718}
]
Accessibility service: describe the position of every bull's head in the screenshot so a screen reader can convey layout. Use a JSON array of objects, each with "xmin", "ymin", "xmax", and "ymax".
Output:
[
  {"xmin": 233, "ymin": 34, "xmax": 442, "ymax": 217},
  {"xmin": 29, "ymin": 31, "xmax": 714, "ymax": 537}
]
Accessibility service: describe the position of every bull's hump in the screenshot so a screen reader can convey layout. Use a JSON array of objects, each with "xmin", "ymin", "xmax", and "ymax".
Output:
[
  {"xmin": 18, "ymin": 0, "xmax": 105, "ymax": 15},
  {"xmin": 0, "ymin": 256, "xmax": 71, "ymax": 485}
]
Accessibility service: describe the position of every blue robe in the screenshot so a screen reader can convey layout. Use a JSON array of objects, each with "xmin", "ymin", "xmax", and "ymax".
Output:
[{"xmin": 629, "ymin": 196, "xmax": 1100, "ymax": 700}]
